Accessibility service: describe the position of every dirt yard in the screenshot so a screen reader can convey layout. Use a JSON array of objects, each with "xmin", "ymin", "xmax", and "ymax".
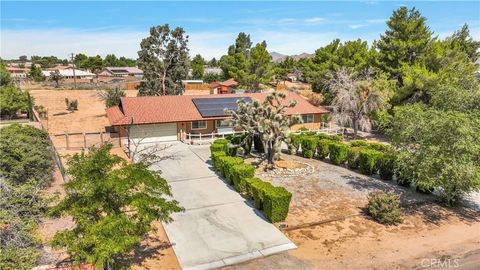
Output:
[{"xmin": 223, "ymin": 154, "xmax": 480, "ymax": 270}]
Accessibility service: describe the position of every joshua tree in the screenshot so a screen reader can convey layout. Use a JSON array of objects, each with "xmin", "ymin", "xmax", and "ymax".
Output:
[
  {"xmin": 226, "ymin": 92, "xmax": 301, "ymax": 168},
  {"xmin": 49, "ymin": 71, "xmax": 64, "ymax": 88},
  {"xmin": 326, "ymin": 68, "xmax": 387, "ymax": 137}
]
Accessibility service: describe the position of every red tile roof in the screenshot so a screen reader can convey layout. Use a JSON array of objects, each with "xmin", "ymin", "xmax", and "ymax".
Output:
[
  {"xmin": 209, "ymin": 79, "xmax": 238, "ymax": 88},
  {"xmin": 106, "ymin": 92, "xmax": 329, "ymax": 126}
]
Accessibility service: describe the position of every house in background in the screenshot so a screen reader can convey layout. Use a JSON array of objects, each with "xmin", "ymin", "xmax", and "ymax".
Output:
[
  {"xmin": 6, "ymin": 67, "xmax": 28, "ymax": 78},
  {"xmin": 106, "ymin": 92, "xmax": 329, "ymax": 144},
  {"xmin": 182, "ymin": 80, "xmax": 211, "ymax": 95},
  {"xmin": 209, "ymin": 79, "xmax": 238, "ymax": 94},
  {"xmin": 41, "ymin": 69, "xmax": 96, "ymax": 82},
  {"xmin": 98, "ymin": 67, "xmax": 143, "ymax": 78}
]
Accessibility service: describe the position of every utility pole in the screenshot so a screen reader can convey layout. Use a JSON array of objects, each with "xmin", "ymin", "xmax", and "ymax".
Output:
[{"xmin": 70, "ymin": 53, "xmax": 77, "ymax": 89}]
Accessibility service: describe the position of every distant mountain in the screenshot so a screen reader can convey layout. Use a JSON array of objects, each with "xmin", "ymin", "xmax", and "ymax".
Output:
[{"xmin": 269, "ymin": 51, "xmax": 314, "ymax": 63}]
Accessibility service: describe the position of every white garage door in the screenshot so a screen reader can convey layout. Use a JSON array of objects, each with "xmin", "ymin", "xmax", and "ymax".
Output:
[{"xmin": 129, "ymin": 123, "xmax": 178, "ymax": 144}]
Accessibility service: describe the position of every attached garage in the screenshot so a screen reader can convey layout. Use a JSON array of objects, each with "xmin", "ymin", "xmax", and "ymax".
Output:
[{"xmin": 129, "ymin": 123, "xmax": 177, "ymax": 144}]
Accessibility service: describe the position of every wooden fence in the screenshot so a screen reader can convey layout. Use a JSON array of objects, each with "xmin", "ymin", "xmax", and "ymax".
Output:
[
  {"xmin": 53, "ymin": 131, "xmax": 123, "ymax": 150},
  {"xmin": 184, "ymin": 83, "xmax": 211, "ymax": 90}
]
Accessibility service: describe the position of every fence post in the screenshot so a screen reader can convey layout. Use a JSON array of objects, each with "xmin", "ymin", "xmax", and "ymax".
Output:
[
  {"xmin": 199, "ymin": 133, "xmax": 202, "ymax": 140},
  {"xmin": 65, "ymin": 132, "xmax": 69, "ymax": 150},
  {"xmin": 100, "ymin": 131, "xmax": 104, "ymax": 146},
  {"xmin": 83, "ymin": 133, "xmax": 87, "ymax": 148}
]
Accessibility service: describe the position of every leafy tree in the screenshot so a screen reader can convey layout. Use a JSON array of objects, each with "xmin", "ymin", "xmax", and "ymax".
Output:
[
  {"xmin": 0, "ymin": 124, "xmax": 53, "ymax": 186},
  {"xmin": 377, "ymin": 7, "xmax": 433, "ymax": 79},
  {"xmin": 87, "ymin": 55, "xmax": 105, "ymax": 72},
  {"xmin": 191, "ymin": 54, "xmax": 205, "ymax": 79},
  {"xmin": 48, "ymin": 70, "xmax": 64, "ymax": 88},
  {"xmin": 18, "ymin": 55, "xmax": 28, "ymax": 62},
  {"xmin": 137, "ymin": 24, "xmax": 189, "ymax": 96},
  {"xmin": 445, "ymin": 24, "xmax": 480, "ymax": 63},
  {"xmin": 245, "ymin": 41, "xmax": 274, "ymax": 92},
  {"xmin": 49, "ymin": 144, "xmax": 183, "ymax": 269},
  {"xmin": 74, "ymin": 53, "xmax": 89, "ymax": 69},
  {"xmin": 325, "ymin": 68, "xmax": 390, "ymax": 137},
  {"xmin": 28, "ymin": 64, "xmax": 45, "ymax": 82},
  {"xmin": 225, "ymin": 92, "xmax": 302, "ymax": 168},
  {"xmin": 203, "ymin": 72, "xmax": 223, "ymax": 83},
  {"xmin": 0, "ymin": 62, "xmax": 12, "ymax": 87},
  {"xmin": 104, "ymin": 54, "xmax": 118, "ymax": 66},
  {"xmin": 389, "ymin": 105, "xmax": 480, "ymax": 205},
  {"xmin": 97, "ymin": 87, "xmax": 126, "ymax": 108},
  {"xmin": 208, "ymin": 57, "xmax": 218, "ymax": 67},
  {"xmin": 0, "ymin": 85, "xmax": 29, "ymax": 118}
]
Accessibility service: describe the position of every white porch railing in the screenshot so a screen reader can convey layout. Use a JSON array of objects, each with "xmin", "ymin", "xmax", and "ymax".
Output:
[
  {"xmin": 181, "ymin": 130, "xmax": 246, "ymax": 143},
  {"xmin": 291, "ymin": 123, "xmax": 345, "ymax": 136}
]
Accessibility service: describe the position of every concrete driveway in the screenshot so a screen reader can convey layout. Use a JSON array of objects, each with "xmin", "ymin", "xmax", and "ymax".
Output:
[{"xmin": 149, "ymin": 142, "xmax": 295, "ymax": 270}]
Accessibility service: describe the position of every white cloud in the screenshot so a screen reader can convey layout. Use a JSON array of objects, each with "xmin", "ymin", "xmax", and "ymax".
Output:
[
  {"xmin": 0, "ymin": 27, "xmax": 387, "ymax": 60},
  {"xmin": 366, "ymin": 18, "xmax": 386, "ymax": 24},
  {"xmin": 349, "ymin": 24, "xmax": 368, "ymax": 29},
  {"xmin": 304, "ymin": 17, "xmax": 326, "ymax": 25}
]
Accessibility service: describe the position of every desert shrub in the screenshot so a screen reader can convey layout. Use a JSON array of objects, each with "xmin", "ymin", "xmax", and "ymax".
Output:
[
  {"xmin": 65, "ymin": 98, "xmax": 78, "ymax": 111},
  {"xmin": 367, "ymin": 191, "xmax": 402, "ymax": 225},
  {"xmin": 359, "ymin": 149, "xmax": 382, "ymax": 175},
  {"xmin": 328, "ymin": 143, "xmax": 349, "ymax": 165},
  {"xmin": 230, "ymin": 164, "xmax": 255, "ymax": 192},
  {"xmin": 0, "ymin": 124, "xmax": 53, "ymax": 186},
  {"xmin": 211, "ymin": 151, "xmax": 226, "ymax": 170},
  {"xmin": 347, "ymin": 147, "xmax": 362, "ymax": 169},
  {"xmin": 301, "ymin": 136, "xmax": 318, "ymax": 158},
  {"xmin": 263, "ymin": 186, "xmax": 292, "ymax": 223},
  {"xmin": 316, "ymin": 139, "xmax": 332, "ymax": 159},
  {"xmin": 349, "ymin": 140, "xmax": 370, "ymax": 147},
  {"xmin": 377, "ymin": 152, "xmax": 396, "ymax": 180}
]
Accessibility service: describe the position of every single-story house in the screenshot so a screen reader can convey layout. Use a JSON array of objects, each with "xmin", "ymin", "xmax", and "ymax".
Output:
[
  {"xmin": 106, "ymin": 92, "xmax": 329, "ymax": 143},
  {"xmin": 98, "ymin": 67, "xmax": 143, "ymax": 78},
  {"xmin": 6, "ymin": 67, "xmax": 28, "ymax": 78},
  {"xmin": 209, "ymin": 79, "xmax": 238, "ymax": 94},
  {"xmin": 41, "ymin": 69, "xmax": 96, "ymax": 80}
]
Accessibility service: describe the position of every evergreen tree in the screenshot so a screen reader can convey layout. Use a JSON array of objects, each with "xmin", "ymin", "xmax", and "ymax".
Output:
[
  {"xmin": 137, "ymin": 24, "xmax": 189, "ymax": 96},
  {"xmin": 191, "ymin": 54, "xmax": 205, "ymax": 79}
]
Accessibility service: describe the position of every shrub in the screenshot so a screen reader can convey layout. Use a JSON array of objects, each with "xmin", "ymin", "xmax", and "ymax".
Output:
[
  {"xmin": 368, "ymin": 142, "xmax": 391, "ymax": 152},
  {"xmin": 213, "ymin": 139, "xmax": 229, "ymax": 146},
  {"xmin": 217, "ymin": 156, "xmax": 243, "ymax": 181},
  {"xmin": 211, "ymin": 151, "xmax": 226, "ymax": 170},
  {"xmin": 394, "ymin": 151, "xmax": 415, "ymax": 187},
  {"xmin": 263, "ymin": 186, "xmax": 292, "ymax": 222},
  {"xmin": 316, "ymin": 139, "xmax": 332, "ymax": 159},
  {"xmin": 288, "ymin": 134, "xmax": 302, "ymax": 154},
  {"xmin": 230, "ymin": 164, "xmax": 255, "ymax": 192},
  {"xmin": 225, "ymin": 143, "xmax": 239, "ymax": 156},
  {"xmin": 250, "ymin": 180, "xmax": 272, "ymax": 209},
  {"xmin": 367, "ymin": 191, "xmax": 402, "ymax": 225},
  {"xmin": 243, "ymin": 177, "xmax": 262, "ymax": 198},
  {"xmin": 328, "ymin": 143, "xmax": 349, "ymax": 165},
  {"xmin": 359, "ymin": 149, "xmax": 382, "ymax": 175},
  {"xmin": 210, "ymin": 143, "xmax": 225, "ymax": 153},
  {"xmin": 349, "ymin": 140, "xmax": 370, "ymax": 147},
  {"xmin": 377, "ymin": 152, "xmax": 395, "ymax": 180},
  {"xmin": 317, "ymin": 133, "xmax": 342, "ymax": 142},
  {"xmin": 301, "ymin": 136, "xmax": 318, "ymax": 158},
  {"xmin": 415, "ymin": 181, "xmax": 435, "ymax": 194},
  {"xmin": 347, "ymin": 147, "xmax": 362, "ymax": 169},
  {"xmin": 65, "ymin": 98, "xmax": 78, "ymax": 111}
]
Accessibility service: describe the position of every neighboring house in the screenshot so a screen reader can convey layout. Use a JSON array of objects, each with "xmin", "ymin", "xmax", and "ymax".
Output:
[
  {"xmin": 209, "ymin": 79, "xmax": 238, "ymax": 94},
  {"xmin": 106, "ymin": 92, "xmax": 329, "ymax": 143},
  {"xmin": 41, "ymin": 69, "xmax": 96, "ymax": 80},
  {"xmin": 182, "ymin": 80, "xmax": 211, "ymax": 95},
  {"xmin": 6, "ymin": 67, "xmax": 28, "ymax": 78},
  {"xmin": 204, "ymin": 67, "xmax": 223, "ymax": 76},
  {"xmin": 46, "ymin": 64, "xmax": 74, "ymax": 71},
  {"xmin": 98, "ymin": 67, "xmax": 143, "ymax": 78}
]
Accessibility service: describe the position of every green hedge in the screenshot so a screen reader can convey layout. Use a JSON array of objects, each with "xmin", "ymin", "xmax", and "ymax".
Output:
[
  {"xmin": 377, "ymin": 152, "xmax": 395, "ymax": 180},
  {"xmin": 230, "ymin": 164, "xmax": 256, "ymax": 192},
  {"xmin": 317, "ymin": 133, "xmax": 342, "ymax": 142},
  {"xmin": 329, "ymin": 143, "xmax": 349, "ymax": 165},
  {"xmin": 368, "ymin": 142, "xmax": 391, "ymax": 152},
  {"xmin": 217, "ymin": 156, "xmax": 243, "ymax": 180},
  {"xmin": 347, "ymin": 147, "xmax": 362, "ymax": 169},
  {"xmin": 288, "ymin": 134, "xmax": 303, "ymax": 154},
  {"xmin": 210, "ymin": 143, "xmax": 226, "ymax": 153},
  {"xmin": 213, "ymin": 139, "xmax": 229, "ymax": 146},
  {"xmin": 249, "ymin": 179, "xmax": 271, "ymax": 209},
  {"xmin": 316, "ymin": 139, "xmax": 332, "ymax": 159},
  {"xmin": 349, "ymin": 140, "xmax": 370, "ymax": 147},
  {"xmin": 359, "ymin": 149, "xmax": 382, "ymax": 175},
  {"xmin": 211, "ymin": 151, "xmax": 226, "ymax": 170},
  {"xmin": 301, "ymin": 136, "xmax": 318, "ymax": 158},
  {"xmin": 263, "ymin": 186, "xmax": 292, "ymax": 223}
]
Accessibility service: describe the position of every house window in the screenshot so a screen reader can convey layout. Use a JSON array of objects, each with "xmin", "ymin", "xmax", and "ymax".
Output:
[
  {"xmin": 216, "ymin": 120, "xmax": 232, "ymax": 128},
  {"xmin": 302, "ymin": 114, "xmax": 314, "ymax": 124},
  {"xmin": 191, "ymin": 121, "xmax": 207, "ymax": 130}
]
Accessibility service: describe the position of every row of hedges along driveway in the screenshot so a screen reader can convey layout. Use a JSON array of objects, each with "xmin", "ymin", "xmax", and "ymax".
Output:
[{"xmin": 146, "ymin": 142, "xmax": 295, "ymax": 270}]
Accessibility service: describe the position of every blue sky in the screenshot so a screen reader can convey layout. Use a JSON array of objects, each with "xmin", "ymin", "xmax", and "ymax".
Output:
[{"xmin": 1, "ymin": 1, "xmax": 479, "ymax": 60}]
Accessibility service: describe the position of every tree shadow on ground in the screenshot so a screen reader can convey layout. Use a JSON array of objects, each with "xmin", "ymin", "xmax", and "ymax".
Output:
[{"xmin": 120, "ymin": 234, "xmax": 174, "ymax": 268}]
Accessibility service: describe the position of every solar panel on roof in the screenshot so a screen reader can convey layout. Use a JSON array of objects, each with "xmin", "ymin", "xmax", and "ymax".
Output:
[{"xmin": 192, "ymin": 97, "xmax": 252, "ymax": 117}]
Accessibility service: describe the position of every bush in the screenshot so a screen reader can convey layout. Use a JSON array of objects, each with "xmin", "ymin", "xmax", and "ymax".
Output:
[
  {"xmin": 249, "ymin": 180, "xmax": 272, "ymax": 209},
  {"xmin": 316, "ymin": 139, "xmax": 332, "ymax": 159},
  {"xmin": 288, "ymin": 134, "xmax": 302, "ymax": 154},
  {"xmin": 263, "ymin": 186, "xmax": 292, "ymax": 223},
  {"xmin": 377, "ymin": 152, "xmax": 395, "ymax": 180},
  {"xmin": 394, "ymin": 151, "xmax": 415, "ymax": 187},
  {"xmin": 230, "ymin": 164, "xmax": 255, "ymax": 192},
  {"xmin": 359, "ymin": 149, "xmax": 382, "ymax": 175},
  {"xmin": 349, "ymin": 140, "xmax": 370, "ymax": 147},
  {"xmin": 210, "ymin": 143, "xmax": 225, "ymax": 153},
  {"xmin": 211, "ymin": 151, "xmax": 226, "ymax": 170},
  {"xmin": 225, "ymin": 143, "xmax": 239, "ymax": 156},
  {"xmin": 217, "ymin": 156, "xmax": 243, "ymax": 181},
  {"xmin": 368, "ymin": 142, "xmax": 391, "ymax": 152},
  {"xmin": 317, "ymin": 133, "xmax": 342, "ymax": 142},
  {"xmin": 301, "ymin": 136, "xmax": 318, "ymax": 158},
  {"xmin": 347, "ymin": 147, "xmax": 362, "ymax": 169},
  {"xmin": 244, "ymin": 177, "xmax": 262, "ymax": 198},
  {"xmin": 65, "ymin": 98, "xmax": 78, "ymax": 111},
  {"xmin": 213, "ymin": 139, "xmax": 229, "ymax": 146},
  {"xmin": 328, "ymin": 143, "xmax": 349, "ymax": 165},
  {"xmin": 415, "ymin": 181, "xmax": 435, "ymax": 194},
  {"xmin": 367, "ymin": 191, "xmax": 402, "ymax": 225}
]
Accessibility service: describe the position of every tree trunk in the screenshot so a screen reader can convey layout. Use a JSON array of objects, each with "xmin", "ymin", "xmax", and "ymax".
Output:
[
  {"xmin": 266, "ymin": 140, "xmax": 274, "ymax": 169},
  {"xmin": 352, "ymin": 118, "xmax": 358, "ymax": 138},
  {"xmin": 162, "ymin": 69, "xmax": 167, "ymax": 95}
]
